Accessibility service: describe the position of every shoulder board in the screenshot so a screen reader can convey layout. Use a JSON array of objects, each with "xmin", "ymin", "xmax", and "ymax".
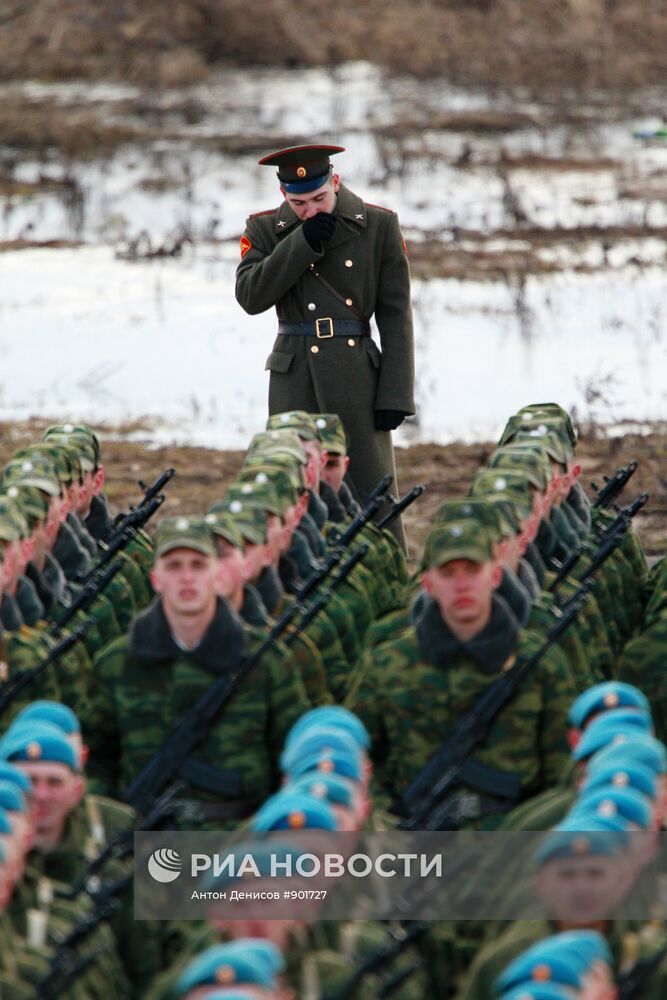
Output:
[
  {"xmin": 249, "ymin": 208, "xmax": 277, "ymax": 220},
  {"xmin": 364, "ymin": 202, "xmax": 393, "ymax": 213}
]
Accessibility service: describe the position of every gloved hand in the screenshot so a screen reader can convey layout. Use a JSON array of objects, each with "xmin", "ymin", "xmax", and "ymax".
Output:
[
  {"xmin": 374, "ymin": 409, "xmax": 409, "ymax": 432},
  {"xmin": 302, "ymin": 212, "xmax": 337, "ymax": 251}
]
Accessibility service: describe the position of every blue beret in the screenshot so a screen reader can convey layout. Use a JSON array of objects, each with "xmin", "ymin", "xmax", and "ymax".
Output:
[
  {"xmin": 583, "ymin": 759, "xmax": 657, "ymax": 800},
  {"xmin": 496, "ymin": 929, "xmax": 610, "ymax": 993},
  {"xmin": 251, "ymin": 790, "xmax": 337, "ymax": 833},
  {"xmin": 499, "ymin": 984, "xmax": 580, "ymax": 1000},
  {"xmin": 572, "ymin": 710, "xmax": 652, "ymax": 761},
  {"xmin": 0, "ymin": 807, "xmax": 11, "ymax": 836},
  {"xmin": 285, "ymin": 748, "xmax": 363, "ymax": 782},
  {"xmin": 0, "ymin": 762, "xmax": 31, "ymax": 794},
  {"xmin": 1, "ymin": 721, "xmax": 79, "ymax": 772},
  {"xmin": 285, "ymin": 707, "xmax": 370, "ymax": 751},
  {"xmin": 587, "ymin": 734, "xmax": 667, "ymax": 775},
  {"xmin": 569, "ymin": 785, "xmax": 653, "ymax": 829},
  {"xmin": 288, "ymin": 772, "xmax": 355, "ymax": 808},
  {"xmin": 13, "ymin": 700, "xmax": 80, "ymax": 735},
  {"xmin": 280, "ymin": 726, "xmax": 361, "ymax": 774},
  {"xmin": 0, "ymin": 780, "xmax": 27, "ymax": 813},
  {"xmin": 569, "ymin": 682, "xmax": 650, "ymax": 730},
  {"xmin": 535, "ymin": 815, "xmax": 629, "ymax": 866},
  {"xmin": 176, "ymin": 941, "xmax": 281, "ymax": 993}
]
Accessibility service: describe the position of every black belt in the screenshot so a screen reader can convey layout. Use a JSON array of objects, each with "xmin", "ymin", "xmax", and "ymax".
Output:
[{"xmin": 278, "ymin": 319, "xmax": 370, "ymax": 339}]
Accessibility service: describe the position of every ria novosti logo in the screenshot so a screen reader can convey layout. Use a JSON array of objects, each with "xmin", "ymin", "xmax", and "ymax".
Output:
[{"xmin": 147, "ymin": 848, "xmax": 183, "ymax": 883}]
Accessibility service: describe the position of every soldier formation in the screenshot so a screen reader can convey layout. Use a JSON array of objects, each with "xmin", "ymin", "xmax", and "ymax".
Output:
[{"xmin": 0, "ymin": 400, "xmax": 664, "ymax": 998}]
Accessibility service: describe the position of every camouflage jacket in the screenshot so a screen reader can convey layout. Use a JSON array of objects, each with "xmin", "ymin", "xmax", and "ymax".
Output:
[
  {"xmin": 346, "ymin": 595, "xmax": 576, "ymax": 809},
  {"xmin": 84, "ymin": 597, "xmax": 310, "ymax": 813}
]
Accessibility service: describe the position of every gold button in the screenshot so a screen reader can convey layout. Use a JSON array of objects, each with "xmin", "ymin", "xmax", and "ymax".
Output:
[
  {"xmin": 307, "ymin": 302, "xmax": 316, "ymax": 311},
  {"xmin": 347, "ymin": 338, "xmax": 356, "ymax": 347},
  {"xmin": 345, "ymin": 298, "xmax": 353, "ymax": 306},
  {"xmin": 310, "ymin": 345, "xmax": 319, "ymax": 354},
  {"xmin": 345, "ymin": 259, "xmax": 353, "ymax": 267}
]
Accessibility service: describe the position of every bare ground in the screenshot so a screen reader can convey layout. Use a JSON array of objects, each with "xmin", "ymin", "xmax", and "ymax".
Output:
[{"xmin": 1, "ymin": 419, "xmax": 664, "ymax": 566}]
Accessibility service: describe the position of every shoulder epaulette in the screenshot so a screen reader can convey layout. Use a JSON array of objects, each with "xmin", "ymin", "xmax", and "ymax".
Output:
[
  {"xmin": 249, "ymin": 208, "xmax": 277, "ymax": 220},
  {"xmin": 364, "ymin": 202, "xmax": 393, "ymax": 213}
]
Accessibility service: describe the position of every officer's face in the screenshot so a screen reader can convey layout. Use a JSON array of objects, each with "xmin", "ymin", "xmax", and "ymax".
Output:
[
  {"xmin": 282, "ymin": 174, "xmax": 340, "ymax": 220},
  {"xmin": 422, "ymin": 558, "xmax": 501, "ymax": 633},
  {"xmin": 322, "ymin": 453, "xmax": 349, "ymax": 493},
  {"xmin": 151, "ymin": 548, "xmax": 219, "ymax": 617}
]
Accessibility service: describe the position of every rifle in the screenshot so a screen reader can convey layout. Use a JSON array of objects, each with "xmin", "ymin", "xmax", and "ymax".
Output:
[
  {"xmin": 376, "ymin": 485, "xmax": 425, "ymax": 531},
  {"xmin": 123, "ymin": 475, "xmax": 393, "ymax": 816},
  {"xmin": 395, "ymin": 583, "xmax": 593, "ymax": 831},
  {"xmin": 322, "ymin": 922, "xmax": 427, "ymax": 1000},
  {"xmin": 36, "ymin": 874, "xmax": 132, "ymax": 998},
  {"xmin": 48, "ymin": 559, "xmax": 124, "ymax": 636},
  {"xmin": 592, "ymin": 460, "xmax": 638, "ymax": 509},
  {"xmin": 0, "ymin": 620, "xmax": 91, "ymax": 716},
  {"xmin": 549, "ymin": 493, "xmax": 648, "ymax": 595},
  {"xmin": 80, "ymin": 468, "xmax": 175, "ymax": 584},
  {"xmin": 283, "ymin": 544, "xmax": 370, "ymax": 645},
  {"xmin": 62, "ymin": 783, "xmax": 184, "ymax": 901},
  {"xmin": 616, "ymin": 940, "xmax": 667, "ymax": 999}
]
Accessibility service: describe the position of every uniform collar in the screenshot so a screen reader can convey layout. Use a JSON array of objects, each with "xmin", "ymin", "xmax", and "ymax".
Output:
[{"xmin": 274, "ymin": 183, "xmax": 367, "ymax": 234}]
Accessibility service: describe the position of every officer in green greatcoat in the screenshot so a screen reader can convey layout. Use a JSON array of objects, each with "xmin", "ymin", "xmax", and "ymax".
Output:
[{"xmin": 235, "ymin": 144, "xmax": 415, "ymax": 548}]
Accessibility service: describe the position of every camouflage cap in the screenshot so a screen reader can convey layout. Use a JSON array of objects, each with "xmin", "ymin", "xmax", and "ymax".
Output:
[
  {"xmin": 508, "ymin": 425, "xmax": 570, "ymax": 464},
  {"xmin": 477, "ymin": 493, "xmax": 521, "ymax": 536},
  {"xmin": 154, "ymin": 516, "xmax": 216, "ymax": 559},
  {"xmin": 488, "ymin": 447, "xmax": 549, "ymax": 492},
  {"xmin": 16, "ymin": 444, "xmax": 75, "ymax": 486},
  {"xmin": 266, "ymin": 410, "xmax": 320, "ymax": 441},
  {"xmin": 226, "ymin": 504, "xmax": 268, "ymax": 545},
  {"xmin": 314, "ymin": 414, "xmax": 348, "ymax": 455},
  {"xmin": 423, "ymin": 520, "xmax": 494, "ymax": 569},
  {"xmin": 470, "ymin": 470, "xmax": 535, "ymax": 520},
  {"xmin": 241, "ymin": 457, "xmax": 304, "ymax": 497},
  {"xmin": 44, "ymin": 433, "xmax": 96, "ymax": 473},
  {"xmin": 517, "ymin": 403, "xmax": 577, "ymax": 445},
  {"xmin": 204, "ymin": 511, "xmax": 244, "ymax": 550},
  {"xmin": 500, "ymin": 413, "xmax": 574, "ymax": 456},
  {"xmin": 3, "ymin": 456, "xmax": 60, "ymax": 497},
  {"xmin": 235, "ymin": 467, "xmax": 296, "ymax": 513},
  {"xmin": 247, "ymin": 429, "xmax": 307, "ymax": 465},
  {"xmin": 0, "ymin": 497, "xmax": 21, "ymax": 543},
  {"xmin": 44, "ymin": 423, "xmax": 101, "ymax": 468},
  {"xmin": 3, "ymin": 484, "xmax": 49, "ymax": 526},
  {"xmin": 224, "ymin": 481, "xmax": 282, "ymax": 518},
  {"xmin": 435, "ymin": 498, "xmax": 503, "ymax": 543}
]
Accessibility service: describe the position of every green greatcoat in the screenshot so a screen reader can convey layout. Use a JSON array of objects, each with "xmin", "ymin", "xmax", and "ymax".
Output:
[
  {"xmin": 83, "ymin": 596, "xmax": 310, "ymax": 821},
  {"xmin": 236, "ymin": 183, "xmax": 416, "ymax": 525}
]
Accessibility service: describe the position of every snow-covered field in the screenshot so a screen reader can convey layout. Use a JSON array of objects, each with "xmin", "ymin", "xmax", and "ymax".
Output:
[{"xmin": 1, "ymin": 63, "xmax": 666, "ymax": 446}]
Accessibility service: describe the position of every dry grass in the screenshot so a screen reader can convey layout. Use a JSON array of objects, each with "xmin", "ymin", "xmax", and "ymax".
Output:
[
  {"xmin": 0, "ymin": 94, "xmax": 140, "ymax": 157},
  {"xmin": 0, "ymin": 418, "xmax": 664, "ymax": 564},
  {"xmin": 2, "ymin": 0, "xmax": 667, "ymax": 92}
]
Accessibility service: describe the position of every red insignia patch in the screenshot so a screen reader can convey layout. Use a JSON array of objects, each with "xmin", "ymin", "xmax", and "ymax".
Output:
[{"xmin": 240, "ymin": 235, "xmax": 252, "ymax": 259}]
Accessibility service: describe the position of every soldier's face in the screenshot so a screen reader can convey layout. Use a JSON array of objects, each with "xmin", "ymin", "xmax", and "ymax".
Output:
[
  {"xmin": 151, "ymin": 548, "xmax": 219, "ymax": 617},
  {"xmin": 45, "ymin": 496, "xmax": 62, "ymax": 548},
  {"xmin": 244, "ymin": 541, "xmax": 272, "ymax": 582},
  {"xmin": 1, "ymin": 541, "xmax": 20, "ymax": 590},
  {"xmin": 302, "ymin": 440, "xmax": 324, "ymax": 490},
  {"xmin": 214, "ymin": 539, "xmax": 247, "ymax": 601},
  {"xmin": 322, "ymin": 453, "xmax": 349, "ymax": 493},
  {"xmin": 17, "ymin": 762, "xmax": 84, "ymax": 850},
  {"xmin": 536, "ymin": 853, "xmax": 633, "ymax": 922},
  {"xmin": 266, "ymin": 515, "xmax": 284, "ymax": 563},
  {"xmin": 422, "ymin": 558, "xmax": 501, "ymax": 632},
  {"xmin": 282, "ymin": 174, "xmax": 340, "ymax": 220}
]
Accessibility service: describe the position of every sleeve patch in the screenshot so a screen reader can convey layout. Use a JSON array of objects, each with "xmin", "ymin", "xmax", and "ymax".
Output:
[{"xmin": 240, "ymin": 235, "xmax": 252, "ymax": 259}]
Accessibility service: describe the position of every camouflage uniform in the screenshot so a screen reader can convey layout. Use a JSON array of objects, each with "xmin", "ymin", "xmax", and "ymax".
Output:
[
  {"xmin": 84, "ymin": 596, "xmax": 310, "ymax": 824},
  {"xmin": 347, "ymin": 592, "xmax": 576, "ymax": 816}
]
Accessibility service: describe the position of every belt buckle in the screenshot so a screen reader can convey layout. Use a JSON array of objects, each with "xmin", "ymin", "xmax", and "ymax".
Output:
[{"xmin": 315, "ymin": 317, "xmax": 334, "ymax": 339}]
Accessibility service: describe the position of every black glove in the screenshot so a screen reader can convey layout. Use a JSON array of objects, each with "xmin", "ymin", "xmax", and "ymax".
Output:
[
  {"xmin": 301, "ymin": 212, "xmax": 337, "ymax": 251},
  {"xmin": 374, "ymin": 409, "xmax": 408, "ymax": 432}
]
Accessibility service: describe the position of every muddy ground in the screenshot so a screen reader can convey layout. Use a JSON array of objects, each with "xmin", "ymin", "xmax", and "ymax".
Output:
[{"xmin": 1, "ymin": 419, "xmax": 664, "ymax": 566}]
